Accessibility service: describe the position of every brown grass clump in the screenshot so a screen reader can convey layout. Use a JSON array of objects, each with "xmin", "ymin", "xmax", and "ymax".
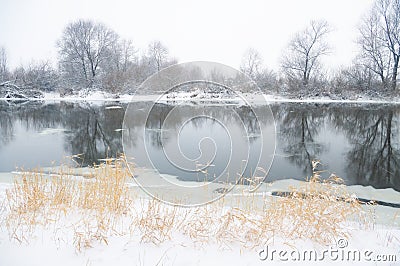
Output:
[
  {"xmin": 2, "ymin": 158, "xmax": 368, "ymax": 251},
  {"xmin": 179, "ymin": 161, "xmax": 366, "ymax": 248},
  {"xmin": 4, "ymin": 156, "xmax": 132, "ymax": 251},
  {"xmin": 262, "ymin": 162, "xmax": 364, "ymax": 244},
  {"xmin": 135, "ymin": 198, "xmax": 190, "ymax": 244}
]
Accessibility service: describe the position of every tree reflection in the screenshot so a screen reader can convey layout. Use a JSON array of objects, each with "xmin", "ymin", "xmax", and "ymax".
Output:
[
  {"xmin": 273, "ymin": 104, "xmax": 324, "ymax": 174},
  {"xmin": 0, "ymin": 101, "xmax": 125, "ymax": 166},
  {"xmin": 2, "ymin": 100, "xmax": 399, "ymax": 191},
  {"xmin": 0, "ymin": 102, "xmax": 14, "ymax": 148},
  {"xmin": 235, "ymin": 105, "xmax": 261, "ymax": 143},
  {"xmin": 64, "ymin": 103, "xmax": 124, "ymax": 165},
  {"xmin": 143, "ymin": 104, "xmax": 264, "ymax": 148},
  {"xmin": 145, "ymin": 103, "xmax": 174, "ymax": 148},
  {"xmin": 333, "ymin": 106, "xmax": 400, "ymax": 190}
]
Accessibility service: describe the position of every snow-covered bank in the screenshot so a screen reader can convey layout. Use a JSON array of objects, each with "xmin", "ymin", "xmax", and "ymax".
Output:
[
  {"xmin": 2, "ymin": 90, "xmax": 400, "ymax": 104},
  {"xmin": 0, "ymin": 167, "xmax": 399, "ymax": 266},
  {"xmin": 0, "ymin": 180, "xmax": 399, "ymax": 266},
  {"xmin": 0, "ymin": 219, "xmax": 398, "ymax": 266}
]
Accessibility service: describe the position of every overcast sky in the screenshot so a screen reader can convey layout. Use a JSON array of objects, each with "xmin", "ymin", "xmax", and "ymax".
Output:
[{"xmin": 0, "ymin": 0, "xmax": 374, "ymax": 71}]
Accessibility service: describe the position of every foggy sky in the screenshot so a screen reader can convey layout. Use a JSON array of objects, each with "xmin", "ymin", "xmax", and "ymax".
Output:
[{"xmin": 0, "ymin": 0, "xmax": 374, "ymax": 71}]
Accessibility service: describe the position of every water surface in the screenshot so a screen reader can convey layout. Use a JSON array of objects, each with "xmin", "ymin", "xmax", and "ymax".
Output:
[{"xmin": 0, "ymin": 100, "xmax": 399, "ymax": 191}]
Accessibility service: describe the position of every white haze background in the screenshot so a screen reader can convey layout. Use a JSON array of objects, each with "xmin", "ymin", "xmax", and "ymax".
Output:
[{"xmin": 0, "ymin": 0, "xmax": 373, "ymax": 70}]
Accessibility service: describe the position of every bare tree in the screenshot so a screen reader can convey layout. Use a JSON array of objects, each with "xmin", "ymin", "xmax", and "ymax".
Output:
[
  {"xmin": 332, "ymin": 63, "xmax": 377, "ymax": 93},
  {"xmin": 22, "ymin": 61, "xmax": 58, "ymax": 91},
  {"xmin": 107, "ymin": 39, "xmax": 136, "ymax": 73},
  {"xmin": 0, "ymin": 47, "xmax": 8, "ymax": 82},
  {"xmin": 372, "ymin": 0, "xmax": 400, "ymax": 90},
  {"xmin": 6, "ymin": 61, "xmax": 58, "ymax": 92},
  {"xmin": 101, "ymin": 39, "xmax": 138, "ymax": 93},
  {"xmin": 255, "ymin": 68, "xmax": 279, "ymax": 92},
  {"xmin": 239, "ymin": 48, "xmax": 278, "ymax": 92},
  {"xmin": 358, "ymin": 9, "xmax": 391, "ymax": 88},
  {"xmin": 120, "ymin": 39, "xmax": 137, "ymax": 72},
  {"xmin": 147, "ymin": 40, "xmax": 169, "ymax": 72},
  {"xmin": 281, "ymin": 20, "xmax": 331, "ymax": 87},
  {"xmin": 57, "ymin": 19, "xmax": 119, "ymax": 88},
  {"xmin": 240, "ymin": 48, "xmax": 263, "ymax": 80}
]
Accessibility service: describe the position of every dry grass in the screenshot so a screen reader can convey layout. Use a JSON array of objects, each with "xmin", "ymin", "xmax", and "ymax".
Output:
[
  {"xmin": 4, "ymin": 156, "xmax": 132, "ymax": 251},
  {"xmin": 178, "ymin": 161, "xmax": 368, "ymax": 248},
  {"xmin": 2, "ymin": 158, "xmax": 369, "ymax": 251},
  {"xmin": 262, "ymin": 164, "xmax": 364, "ymax": 244}
]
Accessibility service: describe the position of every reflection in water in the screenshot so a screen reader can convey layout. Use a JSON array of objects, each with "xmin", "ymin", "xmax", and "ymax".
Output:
[
  {"xmin": 0, "ymin": 103, "xmax": 15, "ymax": 148},
  {"xmin": 332, "ymin": 106, "xmax": 400, "ymax": 190},
  {"xmin": 0, "ymin": 101, "xmax": 399, "ymax": 191},
  {"xmin": 0, "ymin": 101, "xmax": 124, "ymax": 168},
  {"xmin": 63, "ymin": 103, "xmax": 124, "ymax": 165},
  {"xmin": 127, "ymin": 103, "xmax": 268, "ymax": 183},
  {"xmin": 144, "ymin": 103, "xmax": 174, "ymax": 148},
  {"xmin": 271, "ymin": 103, "xmax": 400, "ymax": 191},
  {"xmin": 272, "ymin": 104, "xmax": 325, "ymax": 173}
]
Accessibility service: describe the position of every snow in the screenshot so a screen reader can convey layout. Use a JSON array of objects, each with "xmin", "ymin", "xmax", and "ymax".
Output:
[
  {"xmin": 1, "ymin": 90, "xmax": 400, "ymax": 104},
  {"xmin": 2, "ymin": 230, "xmax": 397, "ymax": 266},
  {"xmin": 1, "ymin": 87, "xmax": 400, "ymax": 265},
  {"xmin": 40, "ymin": 91, "xmax": 133, "ymax": 102},
  {"xmin": 39, "ymin": 128, "xmax": 67, "ymax": 135},
  {"xmin": 105, "ymin": 106, "xmax": 123, "ymax": 110},
  {"xmin": 0, "ymin": 177, "xmax": 399, "ymax": 266},
  {"xmin": 261, "ymin": 93, "xmax": 400, "ymax": 104}
]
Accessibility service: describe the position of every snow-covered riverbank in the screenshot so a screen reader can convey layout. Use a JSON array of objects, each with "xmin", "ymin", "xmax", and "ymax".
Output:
[
  {"xmin": 2, "ymin": 90, "xmax": 400, "ymax": 105},
  {"xmin": 0, "ymin": 168, "xmax": 399, "ymax": 266},
  {"xmin": 0, "ymin": 216, "xmax": 398, "ymax": 266}
]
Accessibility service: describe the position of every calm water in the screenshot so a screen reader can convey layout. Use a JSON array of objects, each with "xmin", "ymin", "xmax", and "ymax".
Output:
[{"xmin": 0, "ymin": 100, "xmax": 399, "ymax": 191}]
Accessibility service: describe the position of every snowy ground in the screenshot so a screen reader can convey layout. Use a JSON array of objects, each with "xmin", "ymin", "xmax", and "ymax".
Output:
[
  {"xmin": 0, "ymin": 223, "xmax": 398, "ymax": 266},
  {"xmin": 0, "ymin": 170, "xmax": 399, "ymax": 266},
  {"xmin": 1, "ymin": 90, "xmax": 400, "ymax": 104},
  {"xmin": 43, "ymin": 90, "xmax": 400, "ymax": 104}
]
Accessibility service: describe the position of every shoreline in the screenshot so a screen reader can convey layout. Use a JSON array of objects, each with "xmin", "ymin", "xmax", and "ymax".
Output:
[
  {"xmin": 1, "ymin": 165, "xmax": 399, "ymax": 265},
  {"xmin": 1, "ymin": 92, "xmax": 400, "ymax": 105},
  {"xmin": 1, "ymin": 168, "xmax": 399, "ymax": 228}
]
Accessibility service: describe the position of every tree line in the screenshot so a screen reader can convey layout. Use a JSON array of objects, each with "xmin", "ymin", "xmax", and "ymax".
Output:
[
  {"xmin": 0, "ymin": 20, "xmax": 176, "ymax": 95},
  {"xmin": 1, "ymin": 0, "xmax": 400, "ymax": 97},
  {"xmin": 242, "ymin": 0, "xmax": 400, "ymax": 97}
]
